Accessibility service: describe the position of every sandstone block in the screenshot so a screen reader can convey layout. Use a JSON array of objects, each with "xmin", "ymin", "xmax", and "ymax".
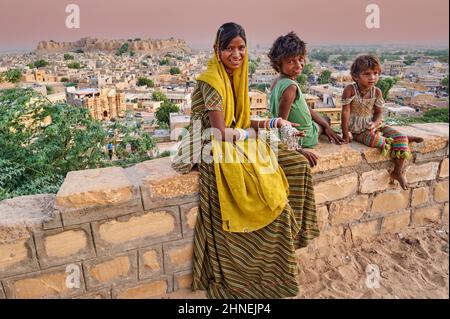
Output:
[
  {"xmin": 412, "ymin": 206, "xmax": 442, "ymax": 225},
  {"xmin": 381, "ymin": 210, "xmax": 411, "ymax": 234},
  {"xmin": 55, "ymin": 167, "xmax": 143, "ymax": 226},
  {"xmin": 138, "ymin": 245, "xmax": 164, "ymax": 280},
  {"xmin": 0, "ymin": 236, "xmax": 39, "ymax": 279},
  {"xmin": 349, "ymin": 143, "xmax": 389, "ymax": 163},
  {"xmin": 405, "ymin": 162, "xmax": 439, "ymax": 184},
  {"xmin": 411, "ymin": 186, "xmax": 430, "ymax": 207},
  {"xmin": 314, "ymin": 173, "xmax": 358, "ymax": 204},
  {"xmin": 112, "ymin": 276, "xmax": 172, "ymax": 299},
  {"xmin": 76, "ymin": 289, "xmax": 111, "ymax": 299},
  {"xmin": 371, "ymin": 189, "xmax": 410, "ymax": 215},
  {"xmin": 359, "ymin": 169, "xmax": 391, "ymax": 194},
  {"xmin": 163, "ymin": 238, "xmax": 194, "ymax": 273},
  {"xmin": 173, "ymin": 270, "xmax": 193, "ymax": 291},
  {"xmin": 3, "ymin": 264, "xmax": 85, "ymax": 299},
  {"xmin": 180, "ymin": 202, "xmax": 199, "ymax": 236},
  {"xmin": 309, "ymin": 141, "xmax": 362, "ymax": 174},
  {"xmin": 349, "ymin": 220, "xmax": 379, "ymax": 242},
  {"xmin": 407, "ymin": 123, "xmax": 448, "ymax": 154},
  {"xmin": 330, "ymin": 195, "xmax": 369, "ymax": 225},
  {"xmin": 434, "ymin": 181, "xmax": 449, "ymax": 203},
  {"xmin": 316, "ymin": 205, "xmax": 329, "ymax": 231},
  {"xmin": 443, "ymin": 204, "xmax": 449, "ymax": 224},
  {"xmin": 92, "ymin": 207, "xmax": 182, "ymax": 255},
  {"xmin": 83, "ymin": 251, "xmax": 137, "ymax": 289},
  {"xmin": 0, "ymin": 283, "xmax": 5, "ymax": 299},
  {"xmin": 34, "ymin": 224, "xmax": 95, "ymax": 269},
  {"xmin": 439, "ymin": 158, "xmax": 449, "ymax": 178}
]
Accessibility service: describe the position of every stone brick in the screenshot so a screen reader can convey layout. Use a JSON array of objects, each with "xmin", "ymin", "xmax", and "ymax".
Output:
[
  {"xmin": 329, "ymin": 195, "xmax": 369, "ymax": 225},
  {"xmin": 405, "ymin": 162, "xmax": 439, "ymax": 184},
  {"xmin": 443, "ymin": 204, "xmax": 449, "ymax": 224},
  {"xmin": 316, "ymin": 205, "xmax": 329, "ymax": 231},
  {"xmin": 0, "ymin": 282, "xmax": 5, "ymax": 299},
  {"xmin": 92, "ymin": 207, "xmax": 182, "ymax": 255},
  {"xmin": 310, "ymin": 227, "xmax": 343, "ymax": 254},
  {"xmin": 83, "ymin": 251, "xmax": 137, "ymax": 289},
  {"xmin": 3, "ymin": 263, "xmax": 85, "ymax": 299},
  {"xmin": 134, "ymin": 158, "xmax": 200, "ymax": 210},
  {"xmin": 55, "ymin": 167, "xmax": 143, "ymax": 226},
  {"xmin": 359, "ymin": 169, "xmax": 391, "ymax": 194},
  {"xmin": 439, "ymin": 158, "xmax": 449, "ymax": 178},
  {"xmin": 180, "ymin": 202, "xmax": 199, "ymax": 236},
  {"xmin": 349, "ymin": 143, "xmax": 389, "ymax": 163},
  {"xmin": 112, "ymin": 276, "xmax": 172, "ymax": 299},
  {"xmin": 412, "ymin": 206, "xmax": 442, "ymax": 225},
  {"xmin": 0, "ymin": 236, "xmax": 39, "ymax": 278},
  {"xmin": 349, "ymin": 220, "xmax": 379, "ymax": 242},
  {"xmin": 434, "ymin": 181, "xmax": 449, "ymax": 203},
  {"xmin": 381, "ymin": 210, "xmax": 411, "ymax": 234},
  {"xmin": 415, "ymin": 148, "xmax": 448, "ymax": 163},
  {"xmin": 173, "ymin": 270, "xmax": 193, "ymax": 290},
  {"xmin": 411, "ymin": 186, "xmax": 430, "ymax": 207},
  {"xmin": 76, "ymin": 289, "xmax": 111, "ymax": 299},
  {"xmin": 371, "ymin": 189, "xmax": 410, "ymax": 215},
  {"xmin": 34, "ymin": 224, "xmax": 95, "ymax": 269},
  {"xmin": 42, "ymin": 211, "xmax": 63, "ymax": 230},
  {"xmin": 314, "ymin": 173, "xmax": 358, "ymax": 204},
  {"xmin": 139, "ymin": 245, "xmax": 164, "ymax": 280},
  {"xmin": 407, "ymin": 123, "xmax": 449, "ymax": 154},
  {"xmin": 309, "ymin": 141, "xmax": 362, "ymax": 174},
  {"xmin": 163, "ymin": 238, "xmax": 194, "ymax": 273}
]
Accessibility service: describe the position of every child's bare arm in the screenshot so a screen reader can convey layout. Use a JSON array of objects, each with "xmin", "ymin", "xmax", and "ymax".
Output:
[
  {"xmin": 341, "ymin": 85, "xmax": 354, "ymax": 143},
  {"xmin": 372, "ymin": 87, "xmax": 384, "ymax": 125},
  {"xmin": 278, "ymin": 85, "xmax": 297, "ymax": 119}
]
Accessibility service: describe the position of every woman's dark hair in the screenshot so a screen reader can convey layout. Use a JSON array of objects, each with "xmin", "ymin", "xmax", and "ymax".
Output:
[
  {"xmin": 268, "ymin": 32, "xmax": 307, "ymax": 72},
  {"xmin": 214, "ymin": 22, "xmax": 246, "ymax": 51},
  {"xmin": 350, "ymin": 55, "xmax": 382, "ymax": 81}
]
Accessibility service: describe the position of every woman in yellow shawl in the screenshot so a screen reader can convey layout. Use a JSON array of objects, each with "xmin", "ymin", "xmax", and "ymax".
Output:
[{"xmin": 172, "ymin": 22, "xmax": 319, "ymax": 298}]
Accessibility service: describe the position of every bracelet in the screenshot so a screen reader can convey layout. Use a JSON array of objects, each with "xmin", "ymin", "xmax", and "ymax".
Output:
[
  {"xmin": 235, "ymin": 128, "xmax": 248, "ymax": 141},
  {"xmin": 274, "ymin": 117, "xmax": 281, "ymax": 128},
  {"xmin": 243, "ymin": 130, "xmax": 249, "ymax": 140}
]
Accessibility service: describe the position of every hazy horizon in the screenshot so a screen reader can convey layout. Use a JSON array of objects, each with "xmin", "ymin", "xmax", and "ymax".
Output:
[{"xmin": 0, "ymin": 0, "xmax": 448, "ymax": 52}]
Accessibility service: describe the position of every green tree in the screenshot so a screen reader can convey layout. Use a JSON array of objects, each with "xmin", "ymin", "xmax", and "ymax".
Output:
[
  {"xmin": 0, "ymin": 88, "xmax": 155, "ymax": 200},
  {"xmin": 441, "ymin": 76, "xmax": 448, "ymax": 89},
  {"xmin": 169, "ymin": 67, "xmax": 181, "ymax": 75},
  {"xmin": 318, "ymin": 70, "xmax": 331, "ymax": 84},
  {"xmin": 302, "ymin": 64, "xmax": 314, "ymax": 77},
  {"xmin": 248, "ymin": 60, "xmax": 258, "ymax": 78},
  {"xmin": 376, "ymin": 77, "xmax": 397, "ymax": 100},
  {"xmin": 64, "ymin": 53, "xmax": 74, "ymax": 61},
  {"xmin": 67, "ymin": 61, "xmax": 82, "ymax": 69},
  {"xmin": 116, "ymin": 42, "xmax": 129, "ymax": 56},
  {"xmin": 155, "ymin": 101, "xmax": 179, "ymax": 125},
  {"xmin": 137, "ymin": 77, "xmax": 154, "ymax": 88},
  {"xmin": 1, "ymin": 69, "xmax": 21, "ymax": 83},
  {"xmin": 296, "ymin": 74, "xmax": 308, "ymax": 92},
  {"xmin": 152, "ymin": 90, "xmax": 168, "ymax": 102},
  {"xmin": 60, "ymin": 77, "xmax": 69, "ymax": 82},
  {"xmin": 159, "ymin": 58, "xmax": 170, "ymax": 66},
  {"xmin": 33, "ymin": 59, "xmax": 49, "ymax": 68}
]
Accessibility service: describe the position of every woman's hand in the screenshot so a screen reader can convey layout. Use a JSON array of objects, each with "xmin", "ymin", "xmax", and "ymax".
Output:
[
  {"xmin": 298, "ymin": 148, "xmax": 319, "ymax": 167},
  {"xmin": 324, "ymin": 127, "xmax": 345, "ymax": 144},
  {"xmin": 277, "ymin": 119, "xmax": 305, "ymax": 136}
]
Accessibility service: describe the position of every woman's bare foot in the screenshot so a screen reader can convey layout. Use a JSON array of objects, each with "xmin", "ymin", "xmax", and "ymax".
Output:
[
  {"xmin": 408, "ymin": 136, "xmax": 424, "ymax": 143},
  {"xmin": 391, "ymin": 171, "xmax": 408, "ymax": 190}
]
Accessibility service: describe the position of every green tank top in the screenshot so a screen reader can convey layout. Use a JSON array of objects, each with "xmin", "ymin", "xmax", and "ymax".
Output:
[{"xmin": 269, "ymin": 77, "xmax": 319, "ymax": 148}]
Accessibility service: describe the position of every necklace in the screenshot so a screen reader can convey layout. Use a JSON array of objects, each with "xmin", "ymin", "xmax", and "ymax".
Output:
[{"xmin": 356, "ymin": 83, "xmax": 370, "ymax": 98}]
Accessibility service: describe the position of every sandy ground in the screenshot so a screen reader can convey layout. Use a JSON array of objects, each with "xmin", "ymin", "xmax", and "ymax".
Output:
[
  {"xmin": 164, "ymin": 223, "xmax": 449, "ymax": 299},
  {"xmin": 295, "ymin": 223, "xmax": 449, "ymax": 299}
]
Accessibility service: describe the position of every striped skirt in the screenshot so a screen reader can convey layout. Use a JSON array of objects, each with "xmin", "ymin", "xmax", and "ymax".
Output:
[
  {"xmin": 191, "ymin": 143, "xmax": 319, "ymax": 298},
  {"xmin": 353, "ymin": 126, "xmax": 411, "ymax": 159}
]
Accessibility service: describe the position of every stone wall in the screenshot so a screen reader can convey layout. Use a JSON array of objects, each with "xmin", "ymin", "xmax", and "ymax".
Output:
[{"xmin": 0, "ymin": 123, "xmax": 448, "ymax": 299}]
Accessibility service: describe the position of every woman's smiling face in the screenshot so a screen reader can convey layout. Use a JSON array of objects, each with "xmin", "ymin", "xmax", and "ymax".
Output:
[{"xmin": 219, "ymin": 36, "xmax": 246, "ymax": 72}]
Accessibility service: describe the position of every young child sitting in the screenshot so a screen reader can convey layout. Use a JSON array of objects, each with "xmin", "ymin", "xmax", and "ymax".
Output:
[
  {"xmin": 341, "ymin": 54, "xmax": 423, "ymax": 190},
  {"xmin": 268, "ymin": 32, "xmax": 344, "ymax": 167}
]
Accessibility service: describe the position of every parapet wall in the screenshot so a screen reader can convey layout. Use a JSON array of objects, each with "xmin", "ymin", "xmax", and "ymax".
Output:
[{"xmin": 0, "ymin": 123, "xmax": 448, "ymax": 299}]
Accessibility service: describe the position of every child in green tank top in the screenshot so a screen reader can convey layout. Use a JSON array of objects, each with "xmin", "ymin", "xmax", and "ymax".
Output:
[{"xmin": 268, "ymin": 32, "xmax": 344, "ymax": 167}]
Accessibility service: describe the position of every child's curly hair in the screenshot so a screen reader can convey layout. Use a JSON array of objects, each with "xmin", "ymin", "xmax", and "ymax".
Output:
[
  {"xmin": 350, "ymin": 55, "xmax": 382, "ymax": 81},
  {"xmin": 268, "ymin": 32, "xmax": 307, "ymax": 73}
]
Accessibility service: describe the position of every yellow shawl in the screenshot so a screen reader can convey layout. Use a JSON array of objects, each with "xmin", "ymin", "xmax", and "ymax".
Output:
[{"xmin": 197, "ymin": 51, "xmax": 289, "ymax": 232}]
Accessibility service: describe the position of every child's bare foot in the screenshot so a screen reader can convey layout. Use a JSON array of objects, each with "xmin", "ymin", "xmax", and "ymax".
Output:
[
  {"xmin": 391, "ymin": 171, "xmax": 408, "ymax": 190},
  {"xmin": 408, "ymin": 136, "xmax": 424, "ymax": 143}
]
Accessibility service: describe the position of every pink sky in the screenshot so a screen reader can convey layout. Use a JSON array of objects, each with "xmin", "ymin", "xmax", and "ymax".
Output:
[{"xmin": 0, "ymin": 0, "xmax": 448, "ymax": 51}]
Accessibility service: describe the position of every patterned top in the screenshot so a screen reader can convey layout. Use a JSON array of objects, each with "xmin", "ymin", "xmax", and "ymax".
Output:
[
  {"xmin": 171, "ymin": 81, "xmax": 224, "ymax": 174},
  {"xmin": 341, "ymin": 83, "xmax": 384, "ymax": 134}
]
